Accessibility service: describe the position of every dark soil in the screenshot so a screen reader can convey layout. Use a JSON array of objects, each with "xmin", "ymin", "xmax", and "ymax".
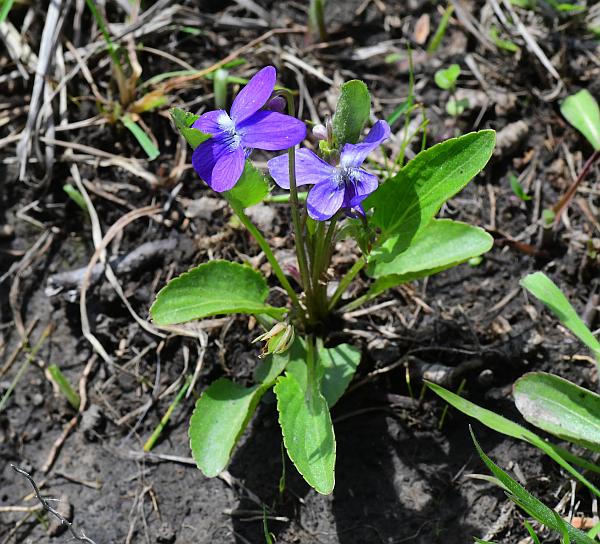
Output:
[{"xmin": 1, "ymin": 1, "xmax": 599, "ymax": 543}]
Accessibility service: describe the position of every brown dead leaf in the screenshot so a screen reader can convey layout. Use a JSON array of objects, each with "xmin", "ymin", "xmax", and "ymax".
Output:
[{"xmin": 414, "ymin": 14, "xmax": 430, "ymax": 45}]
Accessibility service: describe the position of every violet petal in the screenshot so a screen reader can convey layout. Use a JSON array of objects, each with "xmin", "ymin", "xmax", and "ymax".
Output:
[
  {"xmin": 192, "ymin": 139, "xmax": 244, "ymax": 192},
  {"xmin": 306, "ymin": 178, "xmax": 345, "ymax": 221},
  {"xmin": 238, "ymin": 111, "xmax": 306, "ymax": 151},
  {"xmin": 192, "ymin": 109, "xmax": 228, "ymax": 135},
  {"xmin": 230, "ymin": 66, "xmax": 276, "ymax": 124},
  {"xmin": 267, "ymin": 148, "xmax": 335, "ymax": 189},
  {"xmin": 210, "ymin": 147, "xmax": 246, "ymax": 192},
  {"xmin": 348, "ymin": 168, "xmax": 379, "ymax": 207},
  {"xmin": 340, "ymin": 120, "xmax": 391, "ymax": 168}
]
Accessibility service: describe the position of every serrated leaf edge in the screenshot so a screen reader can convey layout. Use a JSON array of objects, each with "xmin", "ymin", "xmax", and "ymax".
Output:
[{"xmin": 150, "ymin": 259, "xmax": 285, "ymax": 324}]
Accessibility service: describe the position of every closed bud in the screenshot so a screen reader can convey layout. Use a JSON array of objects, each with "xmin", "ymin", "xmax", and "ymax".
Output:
[
  {"xmin": 253, "ymin": 322, "xmax": 295, "ymax": 357},
  {"xmin": 312, "ymin": 124, "xmax": 328, "ymax": 141},
  {"xmin": 265, "ymin": 96, "xmax": 286, "ymax": 113}
]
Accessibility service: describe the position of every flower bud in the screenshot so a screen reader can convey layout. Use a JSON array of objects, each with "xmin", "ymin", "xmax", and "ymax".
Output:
[
  {"xmin": 312, "ymin": 124, "xmax": 328, "ymax": 141},
  {"xmin": 253, "ymin": 322, "xmax": 295, "ymax": 357},
  {"xmin": 265, "ymin": 96, "xmax": 286, "ymax": 113}
]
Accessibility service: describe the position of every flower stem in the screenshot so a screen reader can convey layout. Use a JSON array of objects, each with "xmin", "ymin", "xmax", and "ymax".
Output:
[
  {"xmin": 310, "ymin": 218, "xmax": 337, "ymax": 322},
  {"xmin": 281, "ymin": 91, "xmax": 313, "ymax": 311},
  {"xmin": 328, "ymin": 255, "xmax": 366, "ymax": 311},
  {"xmin": 229, "ymin": 199, "xmax": 302, "ymax": 316}
]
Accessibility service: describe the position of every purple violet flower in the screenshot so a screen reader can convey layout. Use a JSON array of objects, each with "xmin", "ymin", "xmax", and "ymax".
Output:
[
  {"xmin": 191, "ymin": 66, "xmax": 306, "ymax": 192},
  {"xmin": 267, "ymin": 120, "xmax": 390, "ymax": 221}
]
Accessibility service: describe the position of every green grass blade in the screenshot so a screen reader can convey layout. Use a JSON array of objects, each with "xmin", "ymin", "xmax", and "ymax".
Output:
[
  {"xmin": 520, "ymin": 272, "xmax": 600, "ymax": 362},
  {"xmin": 121, "ymin": 115, "xmax": 160, "ymax": 160},
  {"xmin": 427, "ymin": 381, "xmax": 600, "ymax": 498},
  {"xmin": 47, "ymin": 364, "xmax": 80, "ymax": 410},
  {"xmin": 0, "ymin": 0, "xmax": 15, "ymax": 24}
]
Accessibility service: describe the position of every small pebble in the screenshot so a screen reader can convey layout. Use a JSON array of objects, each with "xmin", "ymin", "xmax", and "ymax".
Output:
[
  {"xmin": 0, "ymin": 224, "xmax": 14, "ymax": 238},
  {"xmin": 156, "ymin": 522, "xmax": 176, "ymax": 543},
  {"xmin": 80, "ymin": 405, "xmax": 104, "ymax": 440}
]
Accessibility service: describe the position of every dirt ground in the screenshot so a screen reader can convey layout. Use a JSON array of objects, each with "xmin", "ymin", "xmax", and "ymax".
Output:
[{"xmin": 1, "ymin": 1, "xmax": 599, "ymax": 543}]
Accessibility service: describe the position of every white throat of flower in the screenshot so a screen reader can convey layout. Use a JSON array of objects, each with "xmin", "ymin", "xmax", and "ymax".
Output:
[{"xmin": 218, "ymin": 112, "xmax": 242, "ymax": 151}]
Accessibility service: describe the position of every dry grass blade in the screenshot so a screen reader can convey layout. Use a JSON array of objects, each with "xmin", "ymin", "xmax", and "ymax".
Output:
[
  {"xmin": 160, "ymin": 26, "xmax": 305, "ymax": 92},
  {"xmin": 16, "ymin": 0, "xmax": 72, "ymax": 181},
  {"xmin": 41, "ymin": 137, "xmax": 159, "ymax": 185},
  {"xmin": 500, "ymin": 0, "xmax": 561, "ymax": 81},
  {"xmin": 70, "ymin": 163, "xmax": 165, "ymax": 339},
  {"xmin": 79, "ymin": 205, "xmax": 162, "ymax": 367}
]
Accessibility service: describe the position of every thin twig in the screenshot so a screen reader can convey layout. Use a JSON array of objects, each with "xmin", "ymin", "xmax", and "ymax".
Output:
[
  {"xmin": 553, "ymin": 150, "xmax": 600, "ymax": 220},
  {"xmin": 11, "ymin": 465, "xmax": 97, "ymax": 544}
]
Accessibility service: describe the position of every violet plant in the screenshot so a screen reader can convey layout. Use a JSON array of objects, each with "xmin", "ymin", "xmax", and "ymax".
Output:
[{"xmin": 151, "ymin": 66, "xmax": 496, "ymax": 494}]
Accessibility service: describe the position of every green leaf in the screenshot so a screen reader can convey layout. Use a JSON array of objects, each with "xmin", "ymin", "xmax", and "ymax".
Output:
[
  {"xmin": 514, "ymin": 372, "xmax": 600, "ymax": 452},
  {"xmin": 427, "ymin": 381, "xmax": 600, "ymax": 498},
  {"xmin": 560, "ymin": 90, "xmax": 600, "ymax": 151},
  {"xmin": 190, "ymin": 347, "xmax": 290, "ymax": 477},
  {"xmin": 520, "ymin": 272, "xmax": 600, "ymax": 361},
  {"xmin": 471, "ymin": 429, "xmax": 596, "ymax": 544},
  {"xmin": 151, "ymin": 260, "xmax": 286, "ymax": 325},
  {"xmin": 274, "ymin": 371, "xmax": 336, "ymax": 494},
  {"xmin": 509, "ymin": 173, "xmax": 531, "ymax": 201},
  {"xmin": 225, "ymin": 161, "xmax": 269, "ymax": 208},
  {"xmin": 446, "ymin": 97, "xmax": 469, "ymax": 117},
  {"xmin": 332, "ymin": 80, "xmax": 371, "ymax": 146},
  {"xmin": 170, "ymin": 107, "xmax": 212, "ymax": 150},
  {"xmin": 254, "ymin": 340, "xmax": 302, "ymax": 384},
  {"xmin": 386, "ymin": 101, "xmax": 412, "ymax": 127},
  {"xmin": 365, "ymin": 220, "xmax": 492, "ymax": 301},
  {"xmin": 285, "ymin": 343, "xmax": 361, "ymax": 407},
  {"xmin": 319, "ymin": 344, "xmax": 361, "ymax": 407},
  {"xmin": 0, "ymin": 0, "xmax": 15, "ymax": 24},
  {"xmin": 365, "ymin": 130, "xmax": 496, "ymax": 255},
  {"xmin": 189, "ymin": 379, "xmax": 260, "ymax": 477},
  {"xmin": 47, "ymin": 365, "xmax": 80, "ymax": 410},
  {"xmin": 434, "ymin": 64, "xmax": 460, "ymax": 90},
  {"xmin": 489, "ymin": 26, "xmax": 520, "ymax": 53},
  {"xmin": 524, "ymin": 521, "xmax": 542, "ymax": 544},
  {"xmin": 121, "ymin": 115, "xmax": 160, "ymax": 160},
  {"xmin": 427, "ymin": 4, "xmax": 454, "ymax": 53},
  {"xmin": 369, "ymin": 219, "xmax": 493, "ymax": 277},
  {"xmin": 510, "ymin": 0, "xmax": 535, "ymax": 7},
  {"xmin": 63, "ymin": 184, "xmax": 88, "ymax": 211}
]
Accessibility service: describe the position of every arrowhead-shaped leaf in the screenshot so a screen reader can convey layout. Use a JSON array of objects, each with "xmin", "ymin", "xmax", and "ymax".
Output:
[
  {"xmin": 365, "ymin": 130, "xmax": 495, "ymax": 255},
  {"xmin": 151, "ymin": 260, "xmax": 286, "ymax": 325},
  {"xmin": 368, "ymin": 219, "xmax": 493, "ymax": 277},
  {"xmin": 514, "ymin": 372, "xmax": 600, "ymax": 452}
]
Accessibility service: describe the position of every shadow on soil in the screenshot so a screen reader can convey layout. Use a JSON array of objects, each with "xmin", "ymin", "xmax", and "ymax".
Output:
[{"xmin": 228, "ymin": 388, "xmax": 485, "ymax": 544}]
